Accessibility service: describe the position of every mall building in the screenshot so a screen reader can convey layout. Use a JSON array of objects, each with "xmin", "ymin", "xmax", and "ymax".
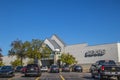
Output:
[
  {"xmin": 2, "ymin": 34, "xmax": 120, "ymax": 66},
  {"xmin": 44, "ymin": 34, "xmax": 120, "ymax": 65}
]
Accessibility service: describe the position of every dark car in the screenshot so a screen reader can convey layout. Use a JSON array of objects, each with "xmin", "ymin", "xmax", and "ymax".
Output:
[
  {"xmin": 72, "ymin": 65, "xmax": 82, "ymax": 72},
  {"xmin": 91, "ymin": 60, "xmax": 120, "ymax": 80},
  {"xmin": 24, "ymin": 64, "xmax": 41, "ymax": 77},
  {"xmin": 15, "ymin": 66, "xmax": 23, "ymax": 72},
  {"xmin": 49, "ymin": 64, "xmax": 59, "ymax": 73},
  {"xmin": 0, "ymin": 66, "xmax": 15, "ymax": 77},
  {"xmin": 62, "ymin": 65, "xmax": 70, "ymax": 72}
]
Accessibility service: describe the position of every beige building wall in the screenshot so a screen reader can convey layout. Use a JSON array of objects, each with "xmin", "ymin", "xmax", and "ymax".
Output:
[
  {"xmin": 2, "ymin": 56, "xmax": 16, "ymax": 65},
  {"xmin": 65, "ymin": 43, "xmax": 119, "ymax": 64},
  {"xmin": 2, "ymin": 56, "xmax": 30, "ymax": 66},
  {"xmin": 118, "ymin": 43, "xmax": 120, "ymax": 62}
]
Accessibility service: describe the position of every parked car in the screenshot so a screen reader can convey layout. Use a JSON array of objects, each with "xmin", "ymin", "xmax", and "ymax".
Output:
[
  {"xmin": 49, "ymin": 64, "xmax": 59, "ymax": 73},
  {"xmin": 91, "ymin": 60, "xmax": 120, "ymax": 80},
  {"xmin": 15, "ymin": 66, "xmax": 23, "ymax": 72},
  {"xmin": 24, "ymin": 64, "xmax": 41, "ymax": 77},
  {"xmin": 0, "ymin": 66, "xmax": 15, "ymax": 77},
  {"xmin": 21, "ymin": 66, "xmax": 27, "ymax": 73},
  {"xmin": 62, "ymin": 65, "xmax": 70, "ymax": 72},
  {"xmin": 40, "ymin": 66, "xmax": 48, "ymax": 72},
  {"xmin": 72, "ymin": 65, "xmax": 83, "ymax": 72}
]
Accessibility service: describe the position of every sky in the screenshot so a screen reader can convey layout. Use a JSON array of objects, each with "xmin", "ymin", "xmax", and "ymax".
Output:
[{"xmin": 0, "ymin": 0, "xmax": 120, "ymax": 56}]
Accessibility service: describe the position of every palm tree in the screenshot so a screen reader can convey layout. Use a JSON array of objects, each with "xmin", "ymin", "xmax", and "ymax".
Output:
[{"xmin": 8, "ymin": 39, "xmax": 26, "ymax": 66}]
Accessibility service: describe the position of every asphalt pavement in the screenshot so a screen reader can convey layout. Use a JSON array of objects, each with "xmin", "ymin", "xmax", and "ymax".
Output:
[{"xmin": 0, "ymin": 72, "xmax": 116, "ymax": 80}]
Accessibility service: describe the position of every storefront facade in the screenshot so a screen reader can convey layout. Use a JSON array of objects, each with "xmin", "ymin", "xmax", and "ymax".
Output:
[
  {"xmin": 64, "ymin": 43, "xmax": 120, "ymax": 64},
  {"xmin": 45, "ymin": 35, "xmax": 120, "ymax": 64}
]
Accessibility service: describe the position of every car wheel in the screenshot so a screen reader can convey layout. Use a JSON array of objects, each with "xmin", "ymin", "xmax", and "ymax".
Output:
[
  {"xmin": 92, "ymin": 75, "xmax": 95, "ymax": 78},
  {"xmin": 25, "ymin": 74, "xmax": 28, "ymax": 77},
  {"xmin": 80, "ymin": 70, "xmax": 82, "ymax": 72},
  {"xmin": 11, "ymin": 74, "xmax": 14, "ymax": 77},
  {"xmin": 117, "ymin": 77, "xmax": 120, "ymax": 80},
  {"xmin": 91, "ymin": 73, "xmax": 95, "ymax": 78},
  {"xmin": 37, "ymin": 74, "xmax": 40, "ymax": 77},
  {"xmin": 98, "ymin": 74, "xmax": 104, "ymax": 80}
]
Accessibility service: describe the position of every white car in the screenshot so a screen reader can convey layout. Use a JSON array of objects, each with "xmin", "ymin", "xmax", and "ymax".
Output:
[{"xmin": 40, "ymin": 66, "xmax": 48, "ymax": 72}]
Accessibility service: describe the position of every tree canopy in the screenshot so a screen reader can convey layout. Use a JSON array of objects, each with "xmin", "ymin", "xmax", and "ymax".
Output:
[
  {"xmin": 25, "ymin": 39, "xmax": 43, "ymax": 60},
  {"xmin": 61, "ymin": 53, "xmax": 77, "ymax": 65},
  {"xmin": 0, "ymin": 61, "xmax": 4, "ymax": 66},
  {"xmin": 10, "ymin": 59, "xmax": 23, "ymax": 67},
  {"xmin": 8, "ymin": 39, "xmax": 52, "ymax": 65},
  {"xmin": 8, "ymin": 39, "xmax": 27, "ymax": 66},
  {"xmin": 41, "ymin": 44, "xmax": 52, "ymax": 58}
]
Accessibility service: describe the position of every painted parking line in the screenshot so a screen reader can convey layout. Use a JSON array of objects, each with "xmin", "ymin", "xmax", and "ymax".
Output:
[
  {"xmin": 8, "ymin": 78, "xmax": 13, "ymax": 80},
  {"xmin": 35, "ymin": 77, "xmax": 40, "ymax": 80},
  {"xmin": 60, "ymin": 75, "xmax": 65, "ymax": 80}
]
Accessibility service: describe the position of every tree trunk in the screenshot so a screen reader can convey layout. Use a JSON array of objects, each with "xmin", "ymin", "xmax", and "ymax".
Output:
[{"xmin": 21, "ymin": 57, "xmax": 23, "ymax": 66}]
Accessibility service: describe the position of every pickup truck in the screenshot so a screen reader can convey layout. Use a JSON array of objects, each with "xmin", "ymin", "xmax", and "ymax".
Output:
[{"xmin": 91, "ymin": 60, "xmax": 120, "ymax": 80}]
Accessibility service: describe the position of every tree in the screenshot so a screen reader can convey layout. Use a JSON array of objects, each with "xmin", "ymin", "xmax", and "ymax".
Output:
[
  {"xmin": 25, "ymin": 39, "xmax": 52, "ymax": 64},
  {"xmin": 61, "ymin": 53, "xmax": 77, "ymax": 65},
  {"xmin": 10, "ymin": 59, "xmax": 23, "ymax": 67},
  {"xmin": 8, "ymin": 39, "xmax": 27, "ymax": 66},
  {"xmin": 0, "ymin": 61, "xmax": 4, "ymax": 66},
  {"xmin": 25, "ymin": 39, "xmax": 43, "ymax": 63},
  {"xmin": 8, "ymin": 39, "xmax": 52, "ymax": 65},
  {"xmin": 41, "ymin": 44, "xmax": 52, "ymax": 58}
]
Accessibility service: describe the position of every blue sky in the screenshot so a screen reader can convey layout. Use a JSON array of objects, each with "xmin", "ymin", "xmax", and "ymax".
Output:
[{"xmin": 0, "ymin": 0, "xmax": 120, "ymax": 56}]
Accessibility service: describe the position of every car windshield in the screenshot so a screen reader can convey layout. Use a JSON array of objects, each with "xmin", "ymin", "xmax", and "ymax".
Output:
[
  {"xmin": 99, "ymin": 60, "xmax": 116, "ymax": 65},
  {"xmin": 41, "ymin": 66, "xmax": 48, "ymax": 68},
  {"xmin": 1, "ymin": 66, "xmax": 12, "ymax": 70},
  {"xmin": 16, "ymin": 66, "xmax": 23, "ymax": 69},
  {"xmin": 51, "ymin": 65, "xmax": 58, "ymax": 68},
  {"xmin": 75, "ymin": 66, "xmax": 81, "ymax": 68},
  {"xmin": 27, "ymin": 64, "xmax": 38, "ymax": 68}
]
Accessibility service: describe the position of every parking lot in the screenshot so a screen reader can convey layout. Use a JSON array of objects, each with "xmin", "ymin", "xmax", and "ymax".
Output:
[
  {"xmin": 0, "ymin": 72, "xmax": 115, "ymax": 80},
  {"xmin": 0, "ymin": 72, "xmax": 90, "ymax": 80}
]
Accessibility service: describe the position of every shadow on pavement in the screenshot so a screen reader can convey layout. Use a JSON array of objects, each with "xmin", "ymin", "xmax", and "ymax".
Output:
[{"xmin": 83, "ymin": 76, "xmax": 117, "ymax": 80}]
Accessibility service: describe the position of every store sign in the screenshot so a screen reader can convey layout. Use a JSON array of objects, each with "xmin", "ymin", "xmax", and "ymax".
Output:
[{"xmin": 85, "ymin": 49, "xmax": 106, "ymax": 57}]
